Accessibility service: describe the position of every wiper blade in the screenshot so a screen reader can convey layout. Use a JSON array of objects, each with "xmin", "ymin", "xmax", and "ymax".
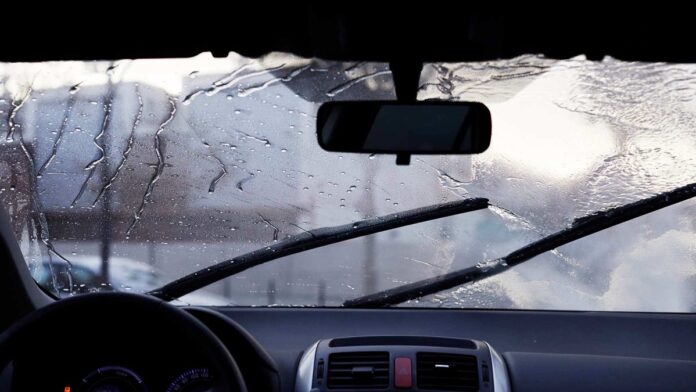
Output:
[
  {"xmin": 148, "ymin": 197, "xmax": 489, "ymax": 301},
  {"xmin": 344, "ymin": 182, "xmax": 696, "ymax": 308}
]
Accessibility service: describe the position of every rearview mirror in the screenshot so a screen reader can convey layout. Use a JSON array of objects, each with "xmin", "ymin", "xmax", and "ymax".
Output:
[{"xmin": 317, "ymin": 101, "xmax": 491, "ymax": 164}]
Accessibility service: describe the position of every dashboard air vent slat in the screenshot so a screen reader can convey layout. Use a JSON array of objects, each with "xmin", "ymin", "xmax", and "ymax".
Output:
[
  {"xmin": 327, "ymin": 351, "xmax": 389, "ymax": 389},
  {"xmin": 417, "ymin": 352, "xmax": 479, "ymax": 391}
]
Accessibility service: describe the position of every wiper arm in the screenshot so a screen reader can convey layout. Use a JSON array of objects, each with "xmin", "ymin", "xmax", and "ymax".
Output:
[
  {"xmin": 344, "ymin": 182, "xmax": 696, "ymax": 308},
  {"xmin": 148, "ymin": 197, "xmax": 489, "ymax": 301}
]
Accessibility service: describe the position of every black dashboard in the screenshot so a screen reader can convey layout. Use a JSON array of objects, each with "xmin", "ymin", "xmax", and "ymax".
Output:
[
  {"xmin": 4, "ymin": 303, "xmax": 277, "ymax": 392},
  {"xmin": 221, "ymin": 307, "xmax": 696, "ymax": 392},
  {"xmin": 295, "ymin": 336, "xmax": 507, "ymax": 391},
  {"xmin": 4, "ymin": 305, "xmax": 696, "ymax": 391}
]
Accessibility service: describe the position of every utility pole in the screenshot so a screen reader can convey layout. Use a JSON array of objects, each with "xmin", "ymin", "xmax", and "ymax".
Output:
[
  {"xmin": 99, "ymin": 74, "xmax": 115, "ymax": 288},
  {"xmin": 362, "ymin": 163, "xmax": 377, "ymax": 295}
]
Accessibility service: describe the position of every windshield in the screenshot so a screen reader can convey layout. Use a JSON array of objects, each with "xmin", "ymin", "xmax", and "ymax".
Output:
[{"xmin": 0, "ymin": 53, "xmax": 694, "ymax": 311}]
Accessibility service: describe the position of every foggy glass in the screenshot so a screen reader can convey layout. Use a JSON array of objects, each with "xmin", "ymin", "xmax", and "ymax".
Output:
[{"xmin": 0, "ymin": 53, "xmax": 694, "ymax": 311}]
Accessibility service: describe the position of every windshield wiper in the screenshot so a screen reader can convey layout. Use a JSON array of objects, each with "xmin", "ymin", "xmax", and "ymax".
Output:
[
  {"xmin": 148, "ymin": 197, "xmax": 489, "ymax": 301},
  {"xmin": 344, "ymin": 182, "xmax": 696, "ymax": 308}
]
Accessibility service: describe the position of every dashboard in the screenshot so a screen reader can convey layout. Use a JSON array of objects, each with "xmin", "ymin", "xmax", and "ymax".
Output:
[
  {"xmin": 5, "ymin": 306, "xmax": 278, "ymax": 392},
  {"xmin": 15, "ymin": 365, "xmax": 212, "ymax": 392},
  {"xmin": 8, "ymin": 307, "xmax": 216, "ymax": 391},
  {"xmin": 295, "ymin": 336, "xmax": 509, "ymax": 391},
  {"xmin": 4, "ymin": 305, "xmax": 696, "ymax": 391},
  {"xmin": 226, "ymin": 307, "xmax": 696, "ymax": 392}
]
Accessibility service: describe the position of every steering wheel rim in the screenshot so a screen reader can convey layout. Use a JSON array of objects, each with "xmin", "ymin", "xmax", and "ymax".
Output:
[{"xmin": 0, "ymin": 292, "xmax": 247, "ymax": 392}]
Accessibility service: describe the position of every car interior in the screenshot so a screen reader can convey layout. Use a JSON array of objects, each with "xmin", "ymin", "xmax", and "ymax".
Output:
[{"xmin": 1, "ymin": 7, "xmax": 695, "ymax": 392}]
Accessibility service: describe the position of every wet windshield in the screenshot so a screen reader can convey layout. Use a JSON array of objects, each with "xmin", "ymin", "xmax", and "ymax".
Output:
[{"xmin": 0, "ymin": 53, "xmax": 694, "ymax": 310}]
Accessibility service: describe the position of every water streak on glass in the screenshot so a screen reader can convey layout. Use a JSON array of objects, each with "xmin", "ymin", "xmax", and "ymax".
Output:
[{"xmin": 0, "ymin": 53, "xmax": 694, "ymax": 311}]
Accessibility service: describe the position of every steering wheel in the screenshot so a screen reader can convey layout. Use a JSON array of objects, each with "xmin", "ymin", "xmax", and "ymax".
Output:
[{"xmin": 0, "ymin": 292, "xmax": 247, "ymax": 392}]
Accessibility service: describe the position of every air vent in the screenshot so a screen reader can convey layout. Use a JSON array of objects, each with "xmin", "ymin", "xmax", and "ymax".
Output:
[
  {"xmin": 327, "ymin": 351, "xmax": 389, "ymax": 389},
  {"xmin": 417, "ymin": 352, "xmax": 479, "ymax": 391}
]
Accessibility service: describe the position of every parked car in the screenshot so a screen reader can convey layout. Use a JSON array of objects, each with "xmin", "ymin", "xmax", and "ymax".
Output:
[{"xmin": 34, "ymin": 256, "xmax": 229, "ymax": 305}]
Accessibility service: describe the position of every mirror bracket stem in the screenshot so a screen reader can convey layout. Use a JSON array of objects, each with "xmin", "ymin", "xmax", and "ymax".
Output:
[
  {"xmin": 391, "ymin": 60, "xmax": 421, "ymax": 166},
  {"xmin": 396, "ymin": 154, "xmax": 411, "ymax": 166},
  {"xmin": 389, "ymin": 60, "xmax": 422, "ymax": 102}
]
